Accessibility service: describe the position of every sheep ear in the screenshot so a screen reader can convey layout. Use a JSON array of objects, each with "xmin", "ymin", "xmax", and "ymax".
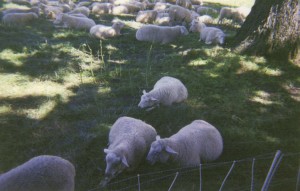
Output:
[
  {"xmin": 150, "ymin": 97, "xmax": 158, "ymax": 101},
  {"xmin": 165, "ymin": 146, "xmax": 178, "ymax": 155},
  {"xmin": 121, "ymin": 155, "xmax": 129, "ymax": 167},
  {"xmin": 156, "ymin": 135, "xmax": 161, "ymax": 140},
  {"xmin": 104, "ymin": 149, "xmax": 111, "ymax": 154},
  {"xmin": 143, "ymin": 90, "xmax": 147, "ymax": 95}
]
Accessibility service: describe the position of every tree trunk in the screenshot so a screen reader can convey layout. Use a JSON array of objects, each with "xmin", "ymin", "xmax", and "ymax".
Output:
[{"xmin": 231, "ymin": 0, "xmax": 300, "ymax": 59}]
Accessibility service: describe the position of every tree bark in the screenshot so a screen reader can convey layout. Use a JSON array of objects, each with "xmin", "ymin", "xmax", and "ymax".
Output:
[{"xmin": 231, "ymin": 0, "xmax": 300, "ymax": 59}]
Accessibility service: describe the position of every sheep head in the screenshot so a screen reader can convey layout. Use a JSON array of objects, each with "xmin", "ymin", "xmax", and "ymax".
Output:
[
  {"xmin": 138, "ymin": 90, "xmax": 159, "ymax": 109},
  {"xmin": 103, "ymin": 149, "xmax": 129, "ymax": 179},
  {"xmin": 146, "ymin": 136, "xmax": 178, "ymax": 165},
  {"xmin": 216, "ymin": 32, "xmax": 225, "ymax": 45}
]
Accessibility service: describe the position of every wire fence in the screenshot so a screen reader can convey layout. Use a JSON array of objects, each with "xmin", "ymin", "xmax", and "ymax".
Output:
[{"xmin": 88, "ymin": 150, "xmax": 300, "ymax": 191}]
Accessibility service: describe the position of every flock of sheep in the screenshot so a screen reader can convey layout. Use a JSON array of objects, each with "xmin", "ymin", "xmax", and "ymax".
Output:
[
  {"xmin": 1, "ymin": 0, "xmax": 252, "ymax": 190},
  {"xmin": 1, "ymin": 0, "xmax": 251, "ymax": 44}
]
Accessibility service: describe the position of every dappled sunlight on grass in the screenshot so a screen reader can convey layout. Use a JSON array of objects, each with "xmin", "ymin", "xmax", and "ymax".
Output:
[
  {"xmin": 0, "ymin": 48, "xmax": 32, "ymax": 67},
  {"xmin": 249, "ymin": 90, "xmax": 282, "ymax": 106}
]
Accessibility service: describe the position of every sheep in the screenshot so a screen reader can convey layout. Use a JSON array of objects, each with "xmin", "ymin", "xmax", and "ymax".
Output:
[
  {"xmin": 176, "ymin": 0, "xmax": 192, "ymax": 9},
  {"xmin": 2, "ymin": 7, "xmax": 40, "ymax": 16},
  {"xmin": 111, "ymin": 5, "xmax": 129, "ymax": 15},
  {"xmin": 154, "ymin": 12, "xmax": 171, "ymax": 26},
  {"xmin": 190, "ymin": 21, "xmax": 225, "ymax": 45},
  {"xmin": 101, "ymin": 116, "xmax": 157, "ymax": 185},
  {"xmin": 218, "ymin": 6, "xmax": 250, "ymax": 24},
  {"xmin": 168, "ymin": 5, "xmax": 193, "ymax": 25},
  {"xmin": 90, "ymin": 3, "xmax": 113, "ymax": 15},
  {"xmin": 153, "ymin": 2, "xmax": 170, "ymax": 11},
  {"xmin": 136, "ymin": 25, "xmax": 188, "ymax": 44},
  {"xmin": 66, "ymin": 6, "xmax": 90, "ymax": 17},
  {"xmin": 189, "ymin": 16, "xmax": 213, "ymax": 32},
  {"xmin": 138, "ymin": 76, "xmax": 188, "ymax": 109},
  {"xmin": 136, "ymin": 10, "xmax": 158, "ymax": 23},
  {"xmin": 40, "ymin": 4, "xmax": 64, "ymax": 20},
  {"xmin": 53, "ymin": 13, "xmax": 96, "ymax": 30},
  {"xmin": 196, "ymin": 6, "xmax": 218, "ymax": 15},
  {"xmin": 147, "ymin": 120, "xmax": 223, "ymax": 167},
  {"xmin": 2, "ymin": 12, "xmax": 38, "ymax": 25},
  {"xmin": 89, "ymin": 21, "xmax": 125, "ymax": 39},
  {"xmin": 196, "ymin": 14, "xmax": 214, "ymax": 24},
  {"xmin": 0, "ymin": 155, "xmax": 75, "ymax": 191},
  {"xmin": 120, "ymin": 3, "xmax": 141, "ymax": 13}
]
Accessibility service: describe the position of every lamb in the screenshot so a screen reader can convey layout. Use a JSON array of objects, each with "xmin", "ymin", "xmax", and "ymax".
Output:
[
  {"xmin": 136, "ymin": 25, "xmax": 188, "ymax": 44},
  {"xmin": 190, "ymin": 21, "xmax": 225, "ymax": 45},
  {"xmin": 136, "ymin": 10, "xmax": 158, "ymax": 23},
  {"xmin": 218, "ymin": 6, "xmax": 250, "ymax": 24},
  {"xmin": 0, "ymin": 155, "xmax": 75, "ymax": 191},
  {"xmin": 138, "ymin": 76, "xmax": 188, "ymax": 109},
  {"xmin": 147, "ymin": 120, "xmax": 223, "ymax": 167},
  {"xmin": 53, "ymin": 13, "xmax": 96, "ymax": 30},
  {"xmin": 101, "ymin": 116, "xmax": 157, "ymax": 185},
  {"xmin": 2, "ymin": 12, "xmax": 38, "ymax": 25},
  {"xmin": 89, "ymin": 21, "xmax": 125, "ymax": 39},
  {"xmin": 168, "ymin": 5, "xmax": 193, "ymax": 25}
]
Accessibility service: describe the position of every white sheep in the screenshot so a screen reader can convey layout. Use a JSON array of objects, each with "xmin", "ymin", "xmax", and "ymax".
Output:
[
  {"xmin": 90, "ymin": 3, "xmax": 113, "ymax": 15},
  {"xmin": 67, "ymin": 6, "xmax": 90, "ymax": 17},
  {"xmin": 53, "ymin": 13, "xmax": 96, "ymax": 30},
  {"xmin": 89, "ymin": 21, "xmax": 125, "ymax": 39},
  {"xmin": 189, "ymin": 17, "xmax": 213, "ymax": 32},
  {"xmin": 136, "ymin": 25, "xmax": 188, "ymax": 44},
  {"xmin": 147, "ymin": 120, "xmax": 223, "ymax": 166},
  {"xmin": 218, "ymin": 6, "xmax": 250, "ymax": 24},
  {"xmin": 2, "ymin": 7, "xmax": 40, "ymax": 16},
  {"xmin": 111, "ymin": 5, "xmax": 129, "ymax": 15},
  {"xmin": 102, "ymin": 116, "xmax": 157, "ymax": 185},
  {"xmin": 196, "ymin": 6, "xmax": 218, "ymax": 15},
  {"xmin": 153, "ymin": 2, "xmax": 170, "ymax": 11},
  {"xmin": 40, "ymin": 4, "xmax": 64, "ymax": 20},
  {"xmin": 120, "ymin": 3, "xmax": 141, "ymax": 13},
  {"xmin": 0, "ymin": 155, "xmax": 75, "ymax": 191},
  {"xmin": 196, "ymin": 14, "xmax": 214, "ymax": 24},
  {"xmin": 168, "ymin": 5, "xmax": 193, "ymax": 25},
  {"xmin": 190, "ymin": 21, "xmax": 225, "ymax": 45},
  {"xmin": 138, "ymin": 76, "xmax": 188, "ymax": 109},
  {"xmin": 2, "ymin": 12, "xmax": 38, "ymax": 25},
  {"xmin": 154, "ymin": 12, "xmax": 171, "ymax": 26},
  {"xmin": 136, "ymin": 10, "xmax": 158, "ymax": 23}
]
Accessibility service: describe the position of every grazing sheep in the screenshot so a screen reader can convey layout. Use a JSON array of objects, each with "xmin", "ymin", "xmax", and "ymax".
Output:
[
  {"xmin": 89, "ymin": 21, "xmax": 125, "ymax": 39},
  {"xmin": 2, "ymin": 7, "xmax": 40, "ymax": 16},
  {"xmin": 138, "ymin": 76, "xmax": 188, "ymax": 109},
  {"xmin": 218, "ymin": 6, "xmax": 250, "ymax": 24},
  {"xmin": 0, "ymin": 155, "xmax": 75, "ymax": 191},
  {"xmin": 176, "ymin": 0, "xmax": 192, "ymax": 9},
  {"xmin": 2, "ymin": 12, "xmax": 38, "ymax": 25},
  {"xmin": 191, "ymin": 21, "xmax": 225, "ymax": 45},
  {"xmin": 196, "ymin": 6, "xmax": 218, "ymax": 15},
  {"xmin": 147, "ymin": 120, "xmax": 223, "ymax": 166},
  {"xmin": 53, "ymin": 13, "xmax": 96, "ymax": 30},
  {"xmin": 67, "ymin": 6, "xmax": 90, "ymax": 17},
  {"xmin": 136, "ymin": 25, "xmax": 188, "ymax": 44},
  {"xmin": 168, "ymin": 5, "xmax": 193, "ymax": 25},
  {"xmin": 111, "ymin": 5, "xmax": 129, "ymax": 15},
  {"xmin": 136, "ymin": 10, "xmax": 158, "ymax": 23},
  {"xmin": 90, "ymin": 3, "xmax": 113, "ymax": 15},
  {"xmin": 102, "ymin": 116, "xmax": 157, "ymax": 185}
]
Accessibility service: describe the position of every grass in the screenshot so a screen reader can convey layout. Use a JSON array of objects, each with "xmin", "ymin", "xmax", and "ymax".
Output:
[{"xmin": 0, "ymin": 0, "xmax": 299, "ymax": 191}]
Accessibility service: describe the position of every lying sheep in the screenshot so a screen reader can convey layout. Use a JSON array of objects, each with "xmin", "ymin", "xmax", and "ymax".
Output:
[
  {"xmin": 154, "ymin": 12, "xmax": 171, "ymax": 26},
  {"xmin": 147, "ymin": 120, "xmax": 223, "ymax": 166},
  {"xmin": 91, "ymin": 3, "xmax": 113, "ymax": 15},
  {"xmin": 196, "ymin": 14, "xmax": 214, "ymax": 24},
  {"xmin": 40, "ymin": 4, "xmax": 64, "ymax": 20},
  {"xmin": 89, "ymin": 21, "xmax": 125, "ymax": 39},
  {"xmin": 2, "ymin": 12, "xmax": 38, "ymax": 25},
  {"xmin": 218, "ymin": 6, "xmax": 250, "ymax": 24},
  {"xmin": 196, "ymin": 6, "xmax": 218, "ymax": 15},
  {"xmin": 111, "ymin": 5, "xmax": 129, "ymax": 15},
  {"xmin": 136, "ymin": 25, "xmax": 188, "ymax": 44},
  {"xmin": 138, "ymin": 76, "xmax": 188, "ymax": 109},
  {"xmin": 67, "ymin": 6, "xmax": 90, "ymax": 17},
  {"xmin": 168, "ymin": 5, "xmax": 193, "ymax": 25},
  {"xmin": 0, "ymin": 155, "xmax": 75, "ymax": 191},
  {"xmin": 153, "ymin": 2, "xmax": 170, "ymax": 11},
  {"xmin": 136, "ymin": 10, "xmax": 158, "ymax": 23},
  {"xmin": 190, "ymin": 21, "xmax": 225, "ymax": 45},
  {"xmin": 101, "ymin": 116, "xmax": 157, "ymax": 185},
  {"xmin": 189, "ymin": 16, "xmax": 212, "ymax": 32},
  {"xmin": 2, "ymin": 7, "xmax": 40, "ymax": 16},
  {"xmin": 53, "ymin": 13, "xmax": 96, "ymax": 30}
]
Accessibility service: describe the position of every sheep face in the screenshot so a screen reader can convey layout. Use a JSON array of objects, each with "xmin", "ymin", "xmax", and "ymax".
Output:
[
  {"xmin": 104, "ymin": 149, "xmax": 129, "ymax": 178},
  {"xmin": 147, "ymin": 140, "xmax": 178, "ymax": 165},
  {"xmin": 138, "ymin": 90, "xmax": 159, "ymax": 109},
  {"xmin": 53, "ymin": 13, "xmax": 63, "ymax": 24},
  {"xmin": 215, "ymin": 32, "xmax": 225, "ymax": 45},
  {"xmin": 180, "ymin": 26, "xmax": 189, "ymax": 35}
]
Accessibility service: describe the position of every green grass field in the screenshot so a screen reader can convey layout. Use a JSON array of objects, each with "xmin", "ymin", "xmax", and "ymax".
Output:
[{"xmin": 0, "ymin": 0, "xmax": 299, "ymax": 190}]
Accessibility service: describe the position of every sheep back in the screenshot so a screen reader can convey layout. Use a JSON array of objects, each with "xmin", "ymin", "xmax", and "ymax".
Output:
[
  {"xmin": 2, "ymin": 12, "xmax": 38, "ymax": 25},
  {"xmin": 0, "ymin": 155, "xmax": 75, "ymax": 191}
]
